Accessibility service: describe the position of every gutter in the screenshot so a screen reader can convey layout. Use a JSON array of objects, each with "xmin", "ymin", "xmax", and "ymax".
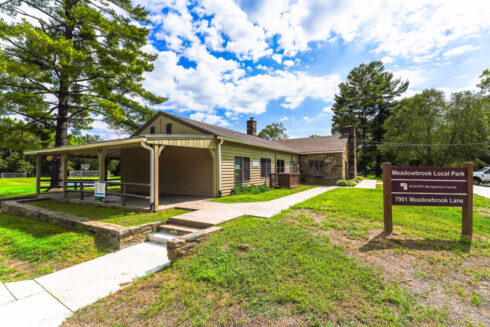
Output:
[
  {"xmin": 140, "ymin": 139, "xmax": 155, "ymax": 212},
  {"xmin": 217, "ymin": 138, "xmax": 224, "ymax": 196}
]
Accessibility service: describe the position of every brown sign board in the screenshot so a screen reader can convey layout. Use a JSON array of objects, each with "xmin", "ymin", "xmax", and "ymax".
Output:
[
  {"xmin": 392, "ymin": 194, "xmax": 467, "ymax": 207},
  {"xmin": 391, "ymin": 166, "xmax": 467, "ymax": 180},
  {"xmin": 391, "ymin": 180, "xmax": 467, "ymax": 194},
  {"xmin": 383, "ymin": 162, "xmax": 473, "ymax": 238}
]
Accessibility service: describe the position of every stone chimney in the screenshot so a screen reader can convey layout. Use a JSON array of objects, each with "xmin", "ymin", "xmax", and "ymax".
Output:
[
  {"xmin": 247, "ymin": 117, "xmax": 257, "ymax": 136},
  {"xmin": 343, "ymin": 125, "xmax": 357, "ymax": 179}
]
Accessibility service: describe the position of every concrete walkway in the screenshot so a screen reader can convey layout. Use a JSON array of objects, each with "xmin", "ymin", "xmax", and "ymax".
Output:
[
  {"xmin": 474, "ymin": 184, "xmax": 490, "ymax": 199},
  {"xmin": 169, "ymin": 186, "xmax": 336, "ymax": 226},
  {"xmin": 0, "ymin": 242, "xmax": 170, "ymax": 327},
  {"xmin": 355, "ymin": 179, "xmax": 378, "ymax": 189}
]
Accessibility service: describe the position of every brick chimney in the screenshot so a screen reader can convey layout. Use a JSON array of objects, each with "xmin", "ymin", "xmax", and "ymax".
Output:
[
  {"xmin": 343, "ymin": 125, "xmax": 357, "ymax": 179},
  {"xmin": 247, "ymin": 117, "xmax": 257, "ymax": 136}
]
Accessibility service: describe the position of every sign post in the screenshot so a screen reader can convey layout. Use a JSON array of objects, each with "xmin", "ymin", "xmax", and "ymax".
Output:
[{"xmin": 383, "ymin": 162, "xmax": 473, "ymax": 238}]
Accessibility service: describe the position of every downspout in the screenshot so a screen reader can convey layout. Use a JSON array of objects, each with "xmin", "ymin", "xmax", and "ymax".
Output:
[
  {"xmin": 140, "ymin": 138, "xmax": 155, "ymax": 212},
  {"xmin": 217, "ymin": 138, "xmax": 224, "ymax": 197}
]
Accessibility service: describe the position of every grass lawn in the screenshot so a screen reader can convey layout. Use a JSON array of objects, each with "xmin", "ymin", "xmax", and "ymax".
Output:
[
  {"xmin": 0, "ymin": 176, "xmax": 121, "ymax": 198},
  {"xmin": 212, "ymin": 185, "xmax": 313, "ymax": 203},
  {"xmin": 62, "ymin": 188, "xmax": 490, "ymax": 326},
  {"xmin": 28, "ymin": 200, "xmax": 189, "ymax": 227},
  {"xmin": 0, "ymin": 213, "xmax": 115, "ymax": 282}
]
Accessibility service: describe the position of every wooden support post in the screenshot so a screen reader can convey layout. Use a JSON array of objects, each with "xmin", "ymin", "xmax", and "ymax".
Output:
[
  {"xmin": 61, "ymin": 153, "xmax": 68, "ymax": 199},
  {"xmin": 462, "ymin": 162, "xmax": 473, "ymax": 239},
  {"xmin": 383, "ymin": 162, "xmax": 393, "ymax": 234},
  {"xmin": 80, "ymin": 182, "xmax": 84, "ymax": 200},
  {"xmin": 153, "ymin": 145, "xmax": 164, "ymax": 209},
  {"xmin": 36, "ymin": 154, "xmax": 42, "ymax": 197},
  {"xmin": 97, "ymin": 148, "xmax": 107, "ymax": 181},
  {"xmin": 121, "ymin": 184, "xmax": 127, "ymax": 206}
]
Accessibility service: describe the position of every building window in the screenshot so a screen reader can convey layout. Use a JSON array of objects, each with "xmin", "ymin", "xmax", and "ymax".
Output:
[
  {"xmin": 234, "ymin": 156, "xmax": 250, "ymax": 185},
  {"xmin": 149, "ymin": 126, "xmax": 155, "ymax": 134},
  {"xmin": 308, "ymin": 159, "xmax": 325, "ymax": 176},
  {"xmin": 276, "ymin": 160, "xmax": 285, "ymax": 173},
  {"xmin": 260, "ymin": 158, "xmax": 271, "ymax": 177},
  {"xmin": 290, "ymin": 161, "xmax": 295, "ymax": 173},
  {"xmin": 166, "ymin": 123, "xmax": 172, "ymax": 134}
]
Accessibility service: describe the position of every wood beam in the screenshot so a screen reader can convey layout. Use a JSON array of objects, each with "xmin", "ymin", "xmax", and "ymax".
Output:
[
  {"xmin": 61, "ymin": 153, "xmax": 68, "ymax": 199},
  {"xmin": 36, "ymin": 154, "xmax": 42, "ymax": 197},
  {"xmin": 153, "ymin": 145, "xmax": 165, "ymax": 209},
  {"xmin": 97, "ymin": 148, "xmax": 108, "ymax": 181}
]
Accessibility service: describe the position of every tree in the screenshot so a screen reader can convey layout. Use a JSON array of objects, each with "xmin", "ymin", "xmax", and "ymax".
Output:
[
  {"xmin": 309, "ymin": 134, "xmax": 321, "ymax": 138},
  {"xmin": 381, "ymin": 89, "xmax": 446, "ymax": 166},
  {"xmin": 0, "ymin": 0, "xmax": 166, "ymax": 186},
  {"xmin": 332, "ymin": 61, "xmax": 408, "ymax": 176},
  {"xmin": 381, "ymin": 89, "xmax": 488, "ymax": 167},
  {"xmin": 258, "ymin": 123, "xmax": 288, "ymax": 141}
]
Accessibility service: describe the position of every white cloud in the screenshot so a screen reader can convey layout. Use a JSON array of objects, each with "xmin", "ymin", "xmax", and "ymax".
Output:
[
  {"xmin": 443, "ymin": 45, "xmax": 480, "ymax": 57},
  {"xmin": 284, "ymin": 60, "xmax": 295, "ymax": 67},
  {"xmin": 381, "ymin": 56, "xmax": 393, "ymax": 64},
  {"xmin": 303, "ymin": 116, "xmax": 311, "ymax": 122},
  {"xmin": 322, "ymin": 106, "xmax": 332, "ymax": 113},
  {"xmin": 272, "ymin": 54, "xmax": 283, "ymax": 64},
  {"xmin": 279, "ymin": 116, "xmax": 289, "ymax": 121}
]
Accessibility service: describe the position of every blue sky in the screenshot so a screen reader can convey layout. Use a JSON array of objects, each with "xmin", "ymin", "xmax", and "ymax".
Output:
[{"xmin": 92, "ymin": 0, "xmax": 490, "ymax": 139}]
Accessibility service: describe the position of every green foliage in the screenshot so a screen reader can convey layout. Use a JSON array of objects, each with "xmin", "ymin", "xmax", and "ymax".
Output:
[
  {"xmin": 0, "ymin": 149, "xmax": 34, "ymax": 174},
  {"xmin": 0, "ymin": 213, "xmax": 114, "ymax": 282},
  {"xmin": 332, "ymin": 61, "xmax": 408, "ymax": 176},
  {"xmin": 230, "ymin": 184, "xmax": 270, "ymax": 195},
  {"xmin": 0, "ymin": 0, "xmax": 167, "ymax": 184},
  {"xmin": 258, "ymin": 122, "xmax": 288, "ymax": 140},
  {"xmin": 382, "ymin": 89, "xmax": 488, "ymax": 166},
  {"xmin": 309, "ymin": 134, "xmax": 321, "ymax": 137},
  {"xmin": 29, "ymin": 200, "xmax": 189, "ymax": 227},
  {"xmin": 214, "ymin": 185, "xmax": 313, "ymax": 203},
  {"xmin": 336, "ymin": 179, "xmax": 358, "ymax": 186}
]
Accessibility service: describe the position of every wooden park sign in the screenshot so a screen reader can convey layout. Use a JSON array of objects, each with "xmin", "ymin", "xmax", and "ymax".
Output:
[{"xmin": 383, "ymin": 162, "xmax": 473, "ymax": 238}]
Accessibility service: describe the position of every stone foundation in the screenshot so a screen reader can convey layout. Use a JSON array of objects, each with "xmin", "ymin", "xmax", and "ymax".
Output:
[
  {"xmin": 167, "ymin": 227, "xmax": 222, "ymax": 260},
  {"xmin": 1, "ymin": 199, "xmax": 162, "ymax": 249},
  {"xmin": 299, "ymin": 152, "xmax": 346, "ymax": 185}
]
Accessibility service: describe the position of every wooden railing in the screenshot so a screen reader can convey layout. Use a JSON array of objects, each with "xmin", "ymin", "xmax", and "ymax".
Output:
[
  {"xmin": 62, "ymin": 179, "xmax": 150, "ymax": 205},
  {"xmin": 270, "ymin": 173, "xmax": 301, "ymax": 189}
]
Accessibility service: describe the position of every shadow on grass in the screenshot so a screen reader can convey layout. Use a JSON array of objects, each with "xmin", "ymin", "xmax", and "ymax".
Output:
[{"xmin": 359, "ymin": 231, "xmax": 472, "ymax": 253}]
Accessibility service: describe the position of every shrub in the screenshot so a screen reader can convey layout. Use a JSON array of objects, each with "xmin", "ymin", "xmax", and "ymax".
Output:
[
  {"xmin": 336, "ymin": 179, "xmax": 357, "ymax": 186},
  {"xmin": 231, "ymin": 184, "xmax": 271, "ymax": 195},
  {"xmin": 354, "ymin": 176, "xmax": 363, "ymax": 183}
]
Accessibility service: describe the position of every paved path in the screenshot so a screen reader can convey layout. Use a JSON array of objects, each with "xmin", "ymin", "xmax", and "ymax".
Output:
[
  {"xmin": 0, "ymin": 242, "xmax": 170, "ymax": 327},
  {"xmin": 170, "ymin": 186, "xmax": 336, "ymax": 226},
  {"xmin": 474, "ymin": 184, "xmax": 490, "ymax": 199},
  {"xmin": 355, "ymin": 179, "xmax": 378, "ymax": 189}
]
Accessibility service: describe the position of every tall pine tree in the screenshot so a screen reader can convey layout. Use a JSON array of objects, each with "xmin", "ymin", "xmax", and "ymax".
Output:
[
  {"xmin": 331, "ymin": 61, "xmax": 408, "ymax": 176},
  {"xmin": 0, "ymin": 0, "xmax": 166, "ymax": 186}
]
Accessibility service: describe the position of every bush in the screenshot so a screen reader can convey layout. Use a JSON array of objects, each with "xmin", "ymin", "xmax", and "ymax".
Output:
[
  {"xmin": 231, "ymin": 184, "xmax": 271, "ymax": 195},
  {"xmin": 354, "ymin": 176, "xmax": 363, "ymax": 183},
  {"xmin": 336, "ymin": 179, "xmax": 358, "ymax": 186}
]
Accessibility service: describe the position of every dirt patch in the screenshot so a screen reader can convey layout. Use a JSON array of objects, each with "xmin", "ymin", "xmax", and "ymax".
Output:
[{"xmin": 322, "ymin": 226, "xmax": 489, "ymax": 326}]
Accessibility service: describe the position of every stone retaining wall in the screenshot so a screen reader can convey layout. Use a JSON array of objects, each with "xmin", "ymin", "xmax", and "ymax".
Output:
[
  {"xmin": 1, "ymin": 199, "xmax": 161, "ymax": 249},
  {"xmin": 167, "ymin": 227, "xmax": 222, "ymax": 260}
]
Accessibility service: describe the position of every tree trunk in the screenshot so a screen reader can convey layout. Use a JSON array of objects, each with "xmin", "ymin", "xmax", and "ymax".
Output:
[
  {"xmin": 50, "ymin": 1, "xmax": 73, "ymax": 188},
  {"xmin": 375, "ymin": 154, "xmax": 381, "ymax": 177}
]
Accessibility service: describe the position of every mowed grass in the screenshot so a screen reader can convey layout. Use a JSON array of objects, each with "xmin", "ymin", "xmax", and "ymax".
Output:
[
  {"xmin": 0, "ymin": 176, "xmax": 121, "ymax": 198},
  {"xmin": 294, "ymin": 188, "xmax": 490, "ymax": 250},
  {"xmin": 0, "ymin": 213, "xmax": 115, "ymax": 282},
  {"xmin": 212, "ymin": 185, "xmax": 313, "ymax": 203},
  {"xmin": 28, "ymin": 200, "xmax": 189, "ymax": 227},
  {"xmin": 65, "ymin": 218, "xmax": 440, "ymax": 326}
]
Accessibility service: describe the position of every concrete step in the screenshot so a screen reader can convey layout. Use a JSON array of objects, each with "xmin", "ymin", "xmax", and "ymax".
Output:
[
  {"xmin": 147, "ymin": 232, "xmax": 179, "ymax": 245},
  {"xmin": 166, "ymin": 217, "xmax": 215, "ymax": 229},
  {"xmin": 158, "ymin": 224, "xmax": 202, "ymax": 235}
]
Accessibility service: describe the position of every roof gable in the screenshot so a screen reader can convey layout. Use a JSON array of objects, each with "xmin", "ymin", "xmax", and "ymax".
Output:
[{"xmin": 277, "ymin": 135, "xmax": 348, "ymax": 153}]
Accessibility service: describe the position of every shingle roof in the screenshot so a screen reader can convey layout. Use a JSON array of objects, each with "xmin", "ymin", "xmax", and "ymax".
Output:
[
  {"xmin": 151, "ymin": 112, "xmax": 298, "ymax": 153},
  {"xmin": 277, "ymin": 135, "xmax": 348, "ymax": 153},
  {"xmin": 134, "ymin": 112, "xmax": 347, "ymax": 154}
]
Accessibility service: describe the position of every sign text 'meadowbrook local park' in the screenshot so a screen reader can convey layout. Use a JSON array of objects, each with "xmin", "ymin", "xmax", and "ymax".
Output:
[
  {"xmin": 391, "ymin": 167, "xmax": 468, "ymax": 207},
  {"xmin": 383, "ymin": 163, "xmax": 474, "ymax": 238}
]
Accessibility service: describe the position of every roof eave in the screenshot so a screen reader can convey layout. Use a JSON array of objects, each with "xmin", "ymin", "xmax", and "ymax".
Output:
[{"xmin": 217, "ymin": 136, "xmax": 298, "ymax": 154}]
